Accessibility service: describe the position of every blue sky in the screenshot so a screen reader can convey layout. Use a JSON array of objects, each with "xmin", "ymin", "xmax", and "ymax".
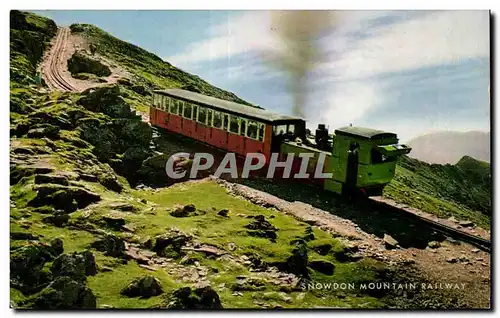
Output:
[{"xmin": 33, "ymin": 10, "xmax": 490, "ymax": 142}]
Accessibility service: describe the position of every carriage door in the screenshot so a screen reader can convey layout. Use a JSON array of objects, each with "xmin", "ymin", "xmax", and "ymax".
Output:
[
  {"xmin": 345, "ymin": 142, "xmax": 359, "ymax": 191},
  {"xmin": 271, "ymin": 124, "xmax": 287, "ymax": 153}
]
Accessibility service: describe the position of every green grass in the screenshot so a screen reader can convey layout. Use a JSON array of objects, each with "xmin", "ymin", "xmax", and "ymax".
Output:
[
  {"xmin": 10, "ymin": 177, "xmax": 385, "ymax": 308},
  {"xmin": 129, "ymin": 181, "xmax": 337, "ymax": 262},
  {"xmin": 384, "ymin": 155, "xmax": 491, "ymax": 229},
  {"xmin": 87, "ymin": 259, "xmax": 180, "ymax": 308}
]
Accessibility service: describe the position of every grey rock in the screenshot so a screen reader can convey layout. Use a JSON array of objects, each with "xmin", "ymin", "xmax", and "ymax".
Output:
[
  {"xmin": 383, "ymin": 234, "xmax": 399, "ymax": 249},
  {"xmin": 427, "ymin": 241, "xmax": 441, "ymax": 249},
  {"xmin": 121, "ymin": 275, "xmax": 163, "ymax": 298},
  {"xmin": 459, "ymin": 220, "xmax": 474, "ymax": 227},
  {"xmin": 309, "ymin": 260, "xmax": 335, "ymax": 275},
  {"xmin": 27, "ymin": 276, "xmax": 96, "ymax": 309}
]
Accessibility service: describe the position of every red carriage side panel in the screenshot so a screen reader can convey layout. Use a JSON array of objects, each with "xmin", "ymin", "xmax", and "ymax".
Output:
[
  {"xmin": 149, "ymin": 106, "xmax": 155, "ymax": 125},
  {"xmin": 167, "ymin": 114, "xmax": 182, "ymax": 134},
  {"xmin": 194, "ymin": 123, "xmax": 209, "ymax": 144},
  {"xmin": 156, "ymin": 110, "xmax": 168, "ymax": 129},
  {"xmin": 244, "ymin": 139, "xmax": 264, "ymax": 157},
  {"xmin": 180, "ymin": 118, "xmax": 193, "ymax": 138},
  {"xmin": 209, "ymin": 128, "xmax": 229, "ymax": 151},
  {"xmin": 227, "ymin": 134, "xmax": 245, "ymax": 156}
]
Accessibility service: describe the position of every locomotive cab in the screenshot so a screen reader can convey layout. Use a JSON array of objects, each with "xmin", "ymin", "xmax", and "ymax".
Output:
[
  {"xmin": 329, "ymin": 126, "xmax": 411, "ymax": 196},
  {"xmin": 270, "ymin": 119, "xmax": 306, "ymax": 152}
]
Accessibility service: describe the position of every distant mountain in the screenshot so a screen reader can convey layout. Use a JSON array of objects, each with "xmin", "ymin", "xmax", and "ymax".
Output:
[
  {"xmin": 385, "ymin": 155, "xmax": 492, "ymax": 229},
  {"xmin": 406, "ymin": 131, "xmax": 490, "ymax": 164}
]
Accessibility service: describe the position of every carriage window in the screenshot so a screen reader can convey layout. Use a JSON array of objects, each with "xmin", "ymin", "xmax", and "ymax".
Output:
[
  {"xmin": 183, "ymin": 102, "xmax": 192, "ymax": 119},
  {"xmin": 288, "ymin": 124, "xmax": 295, "ymax": 134},
  {"xmin": 371, "ymin": 149, "xmax": 382, "ymax": 164},
  {"xmin": 153, "ymin": 94, "xmax": 160, "ymax": 108},
  {"xmin": 247, "ymin": 121, "xmax": 258, "ymax": 139},
  {"xmin": 274, "ymin": 125, "xmax": 287, "ymax": 135},
  {"xmin": 158, "ymin": 95, "xmax": 163, "ymax": 109},
  {"xmin": 198, "ymin": 107, "xmax": 207, "ymax": 124},
  {"xmin": 193, "ymin": 104, "xmax": 198, "ymax": 121},
  {"xmin": 371, "ymin": 149, "xmax": 396, "ymax": 164},
  {"xmin": 178, "ymin": 100, "xmax": 184, "ymax": 116},
  {"xmin": 162, "ymin": 96, "xmax": 168, "ymax": 111},
  {"xmin": 164, "ymin": 97, "xmax": 171, "ymax": 112},
  {"xmin": 229, "ymin": 116, "xmax": 240, "ymax": 134},
  {"xmin": 240, "ymin": 119, "xmax": 247, "ymax": 136},
  {"xmin": 207, "ymin": 109, "xmax": 213, "ymax": 126},
  {"xmin": 223, "ymin": 114, "xmax": 229, "ymax": 131},
  {"xmin": 213, "ymin": 111, "xmax": 222, "ymax": 128},
  {"xmin": 257, "ymin": 123, "xmax": 265, "ymax": 141},
  {"xmin": 169, "ymin": 99, "xmax": 178, "ymax": 115}
]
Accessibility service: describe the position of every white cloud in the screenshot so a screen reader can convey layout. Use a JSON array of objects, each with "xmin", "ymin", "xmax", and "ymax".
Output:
[
  {"xmin": 167, "ymin": 11, "xmax": 282, "ymax": 67},
  {"xmin": 207, "ymin": 57, "xmax": 283, "ymax": 81},
  {"xmin": 320, "ymin": 10, "xmax": 489, "ymax": 80}
]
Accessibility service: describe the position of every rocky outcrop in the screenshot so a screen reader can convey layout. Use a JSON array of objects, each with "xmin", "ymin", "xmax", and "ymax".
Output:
[
  {"xmin": 153, "ymin": 231, "xmax": 192, "ymax": 258},
  {"xmin": 90, "ymin": 234, "xmax": 126, "ymax": 258},
  {"xmin": 169, "ymin": 204, "xmax": 198, "ymax": 218},
  {"xmin": 245, "ymin": 215, "xmax": 278, "ymax": 242},
  {"xmin": 77, "ymin": 118, "xmax": 119, "ymax": 161},
  {"xmin": 154, "ymin": 286, "xmax": 223, "ymax": 309},
  {"xmin": 309, "ymin": 260, "xmax": 335, "ymax": 275},
  {"xmin": 26, "ymin": 124, "xmax": 60, "ymax": 139},
  {"xmin": 286, "ymin": 241, "xmax": 309, "ymax": 277},
  {"xmin": 68, "ymin": 51, "xmax": 111, "ymax": 77},
  {"xmin": 76, "ymin": 92, "xmax": 153, "ymax": 176},
  {"xmin": 231, "ymin": 277, "xmax": 266, "ymax": 291},
  {"xmin": 34, "ymin": 174, "xmax": 70, "ymax": 186},
  {"xmin": 120, "ymin": 275, "xmax": 163, "ymax": 298},
  {"xmin": 28, "ymin": 184, "xmax": 101, "ymax": 213},
  {"xmin": 77, "ymin": 85, "xmax": 137, "ymax": 119},
  {"xmin": 25, "ymin": 276, "xmax": 96, "ymax": 309},
  {"xmin": 311, "ymin": 242, "xmax": 332, "ymax": 256},
  {"xmin": 10, "ymin": 242, "xmax": 62, "ymax": 293},
  {"xmin": 50, "ymin": 251, "xmax": 98, "ymax": 281}
]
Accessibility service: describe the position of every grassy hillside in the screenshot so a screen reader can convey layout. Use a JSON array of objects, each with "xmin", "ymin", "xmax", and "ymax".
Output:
[
  {"xmin": 384, "ymin": 155, "xmax": 491, "ymax": 229},
  {"xmin": 10, "ymin": 10, "xmax": 57, "ymax": 89}
]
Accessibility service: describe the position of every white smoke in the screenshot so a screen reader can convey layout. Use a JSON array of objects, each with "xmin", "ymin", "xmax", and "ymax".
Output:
[{"xmin": 264, "ymin": 11, "xmax": 340, "ymax": 118}]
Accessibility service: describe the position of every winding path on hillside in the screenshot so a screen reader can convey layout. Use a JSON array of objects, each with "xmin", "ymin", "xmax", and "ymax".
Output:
[
  {"xmin": 40, "ymin": 27, "xmax": 150, "ymax": 122},
  {"xmin": 42, "ymin": 27, "xmax": 77, "ymax": 92},
  {"xmin": 41, "ymin": 26, "xmax": 129, "ymax": 94}
]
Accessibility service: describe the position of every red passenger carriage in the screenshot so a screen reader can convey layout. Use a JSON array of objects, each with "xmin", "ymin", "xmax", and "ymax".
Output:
[{"xmin": 150, "ymin": 89, "xmax": 305, "ymax": 162}]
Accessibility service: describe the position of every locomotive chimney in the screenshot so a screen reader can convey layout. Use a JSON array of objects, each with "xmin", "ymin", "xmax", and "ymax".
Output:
[{"xmin": 315, "ymin": 124, "xmax": 329, "ymax": 150}]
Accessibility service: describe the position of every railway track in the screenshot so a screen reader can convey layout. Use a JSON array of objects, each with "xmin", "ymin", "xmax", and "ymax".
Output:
[
  {"xmin": 228, "ymin": 175, "xmax": 491, "ymax": 254},
  {"xmin": 368, "ymin": 197, "xmax": 491, "ymax": 253},
  {"xmin": 43, "ymin": 27, "xmax": 76, "ymax": 92}
]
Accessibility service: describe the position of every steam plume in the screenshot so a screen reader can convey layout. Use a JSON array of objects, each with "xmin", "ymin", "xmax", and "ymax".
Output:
[{"xmin": 267, "ymin": 10, "xmax": 339, "ymax": 118}]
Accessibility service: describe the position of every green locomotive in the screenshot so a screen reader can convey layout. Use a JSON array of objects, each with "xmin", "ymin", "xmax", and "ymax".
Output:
[{"xmin": 278, "ymin": 124, "xmax": 412, "ymax": 196}]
